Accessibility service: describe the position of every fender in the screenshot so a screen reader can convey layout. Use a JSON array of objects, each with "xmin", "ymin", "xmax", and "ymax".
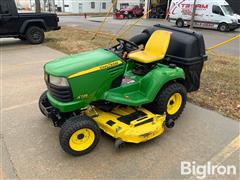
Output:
[
  {"xmin": 19, "ymin": 19, "xmax": 47, "ymax": 33},
  {"xmin": 140, "ymin": 65, "xmax": 185, "ymax": 103},
  {"xmin": 103, "ymin": 64, "xmax": 185, "ymax": 106}
]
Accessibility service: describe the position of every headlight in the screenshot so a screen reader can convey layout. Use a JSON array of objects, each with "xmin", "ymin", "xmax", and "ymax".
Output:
[
  {"xmin": 124, "ymin": 11, "xmax": 128, "ymax": 14},
  {"xmin": 49, "ymin": 75, "xmax": 69, "ymax": 87},
  {"xmin": 231, "ymin": 19, "xmax": 237, "ymax": 23}
]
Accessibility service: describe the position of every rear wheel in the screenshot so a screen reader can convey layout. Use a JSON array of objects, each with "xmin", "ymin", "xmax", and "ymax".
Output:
[
  {"xmin": 26, "ymin": 26, "xmax": 45, "ymax": 44},
  {"xmin": 176, "ymin": 19, "xmax": 184, "ymax": 28},
  {"xmin": 146, "ymin": 83, "xmax": 187, "ymax": 120},
  {"xmin": 59, "ymin": 116, "xmax": 101, "ymax": 156},
  {"xmin": 218, "ymin": 23, "xmax": 229, "ymax": 32}
]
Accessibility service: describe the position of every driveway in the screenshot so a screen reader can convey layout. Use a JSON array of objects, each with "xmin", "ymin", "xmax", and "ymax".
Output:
[
  {"xmin": 1, "ymin": 39, "xmax": 239, "ymax": 179},
  {"xmin": 60, "ymin": 16, "xmax": 240, "ymax": 57}
]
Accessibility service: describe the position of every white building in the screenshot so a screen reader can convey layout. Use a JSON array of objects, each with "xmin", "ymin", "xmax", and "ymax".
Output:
[
  {"xmin": 55, "ymin": 0, "xmax": 112, "ymax": 13},
  {"xmin": 15, "ymin": 0, "xmax": 31, "ymax": 9},
  {"xmin": 16, "ymin": 0, "xmax": 152, "ymax": 14},
  {"xmin": 16, "ymin": 0, "xmax": 112, "ymax": 13}
]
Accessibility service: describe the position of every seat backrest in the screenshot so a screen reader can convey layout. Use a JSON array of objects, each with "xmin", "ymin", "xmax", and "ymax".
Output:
[{"xmin": 144, "ymin": 30, "xmax": 171, "ymax": 57}]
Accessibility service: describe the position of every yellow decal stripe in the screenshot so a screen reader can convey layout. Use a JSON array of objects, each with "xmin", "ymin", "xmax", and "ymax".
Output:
[{"xmin": 68, "ymin": 60, "xmax": 123, "ymax": 79}]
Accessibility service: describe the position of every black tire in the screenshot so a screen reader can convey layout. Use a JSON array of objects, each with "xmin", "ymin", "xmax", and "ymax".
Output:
[
  {"xmin": 176, "ymin": 19, "xmax": 184, "ymax": 28},
  {"xmin": 146, "ymin": 83, "xmax": 187, "ymax": 120},
  {"xmin": 25, "ymin": 26, "xmax": 45, "ymax": 44},
  {"xmin": 39, "ymin": 90, "xmax": 49, "ymax": 117},
  {"xmin": 59, "ymin": 116, "xmax": 101, "ymax": 156},
  {"xmin": 218, "ymin": 23, "xmax": 229, "ymax": 32},
  {"xmin": 127, "ymin": 13, "xmax": 133, "ymax": 19},
  {"xmin": 114, "ymin": 139, "xmax": 126, "ymax": 150}
]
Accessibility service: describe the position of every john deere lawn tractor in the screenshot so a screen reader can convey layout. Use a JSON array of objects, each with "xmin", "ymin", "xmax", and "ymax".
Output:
[{"xmin": 39, "ymin": 24, "xmax": 207, "ymax": 156}]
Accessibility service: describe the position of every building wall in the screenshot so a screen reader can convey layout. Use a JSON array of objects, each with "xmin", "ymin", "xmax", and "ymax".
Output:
[
  {"xmin": 56, "ymin": 0, "xmax": 112, "ymax": 13},
  {"xmin": 82, "ymin": 0, "xmax": 112, "ymax": 13},
  {"xmin": 16, "ymin": 0, "xmax": 112, "ymax": 13}
]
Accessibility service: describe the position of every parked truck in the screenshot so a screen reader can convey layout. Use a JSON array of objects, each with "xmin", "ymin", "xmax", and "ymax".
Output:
[
  {"xmin": 169, "ymin": 0, "xmax": 239, "ymax": 32},
  {"xmin": 114, "ymin": 5, "xmax": 144, "ymax": 19},
  {"xmin": 0, "ymin": 0, "xmax": 60, "ymax": 44}
]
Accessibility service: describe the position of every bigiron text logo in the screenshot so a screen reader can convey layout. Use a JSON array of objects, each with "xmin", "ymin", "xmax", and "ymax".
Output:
[{"xmin": 181, "ymin": 161, "xmax": 236, "ymax": 179}]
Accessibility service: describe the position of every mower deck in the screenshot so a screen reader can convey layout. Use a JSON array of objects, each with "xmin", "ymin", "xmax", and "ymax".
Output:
[{"xmin": 85, "ymin": 106, "xmax": 166, "ymax": 144}]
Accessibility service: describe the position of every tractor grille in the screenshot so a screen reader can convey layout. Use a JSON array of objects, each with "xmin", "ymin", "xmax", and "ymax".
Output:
[{"xmin": 47, "ymin": 83, "xmax": 73, "ymax": 102}]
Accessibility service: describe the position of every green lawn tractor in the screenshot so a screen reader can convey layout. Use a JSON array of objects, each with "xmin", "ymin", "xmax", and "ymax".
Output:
[{"xmin": 39, "ymin": 24, "xmax": 207, "ymax": 156}]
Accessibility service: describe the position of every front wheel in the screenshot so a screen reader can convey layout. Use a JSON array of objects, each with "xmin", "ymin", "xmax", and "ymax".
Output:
[
  {"xmin": 59, "ymin": 116, "xmax": 101, "ymax": 156},
  {"xmin": 218, "ymin": 23, "xmax": 229, "ymax": 32},
  {"xmin": 127, "ymin": 13, "xmax": 133, "ymax": 19},
  {"xmin": 39, "ymin": 90, "xmax": 49, "ymax": 117},
  {"xmin": 146, "ymin": 83, "xmax": 187, "ymax": 120}
]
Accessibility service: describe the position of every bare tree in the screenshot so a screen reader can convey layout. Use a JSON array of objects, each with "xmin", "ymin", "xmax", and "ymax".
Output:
[
  {"xmin": 51, "ymin": 0, "xmax": 56, "ymax": 12},
  {"xmin": 35, "ymin": 0, "xmax": 41, "ymax": 13},
  {"xmin": 43, "ymin": 0, "xmax": 48, "ymax": 11},
  {"xmin": 48, "ymin": 0, "xmax": 51, "ymax": 12},
  {"xmin": 112, "ymin": 0, "xmax": 117, "ymax": 11},
  {"xmin": 190, "ymin": 0, "xmax": 197, "ymax": 29}
]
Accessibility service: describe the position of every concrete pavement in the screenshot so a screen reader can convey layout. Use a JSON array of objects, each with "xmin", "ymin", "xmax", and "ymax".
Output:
[
  {"xmin": 1, "ymin": 39, "xmax": 239, "ymax": 179},
  {"xmin": 60, "ymin": 16, "xmax": 240, "ymax": 57}
]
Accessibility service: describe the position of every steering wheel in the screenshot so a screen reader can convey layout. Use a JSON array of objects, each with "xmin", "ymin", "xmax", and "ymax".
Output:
[{"xmin": 117, "ymin": 38, "xmax": 139, "ymax": 52}]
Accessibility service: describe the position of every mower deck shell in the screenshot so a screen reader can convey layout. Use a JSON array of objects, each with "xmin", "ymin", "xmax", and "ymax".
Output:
[{"xmin": 85, "ymin": 107, "xmax": 166, "ymax": 143}]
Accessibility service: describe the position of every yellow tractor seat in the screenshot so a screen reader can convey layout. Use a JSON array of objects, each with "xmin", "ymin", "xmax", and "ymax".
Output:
[{"xmin": 128, "ymin": 30, "xmax": 171, "ymax": 64}]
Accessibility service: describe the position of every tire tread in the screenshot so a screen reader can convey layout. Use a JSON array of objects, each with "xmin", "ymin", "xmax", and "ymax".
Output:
[
  {"xmin": 147, "ymin": 83, "xmax": 187, "ymax": 120},
  {"xmin": 59, "ymin": 115, "xmax": 101, "ymax": 156}
]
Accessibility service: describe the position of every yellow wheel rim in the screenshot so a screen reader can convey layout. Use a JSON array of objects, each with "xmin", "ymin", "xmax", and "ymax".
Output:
[
  {"xmin": 69, "ymin": 128, "xmax": 95, "ymax": 151},
  {"xmin": 167, "ymin": 93, "xmax": 183, "ymax": 115}
]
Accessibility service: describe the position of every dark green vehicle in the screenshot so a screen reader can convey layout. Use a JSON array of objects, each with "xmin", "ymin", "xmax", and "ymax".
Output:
[{"xmin": 39, "ymin": 25, "xmax": 207, "ymax": 156}]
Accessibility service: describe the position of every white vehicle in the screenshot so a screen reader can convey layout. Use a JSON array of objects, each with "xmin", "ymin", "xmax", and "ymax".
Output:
[{"xmin": 169, "ymin": 0, "xmax": 239, "ymax": 32}]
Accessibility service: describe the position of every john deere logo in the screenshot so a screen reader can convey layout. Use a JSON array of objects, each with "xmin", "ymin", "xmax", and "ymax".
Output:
[{"xmin": 68, "ymin": 60, "xmax": 122, "ymax": 79}]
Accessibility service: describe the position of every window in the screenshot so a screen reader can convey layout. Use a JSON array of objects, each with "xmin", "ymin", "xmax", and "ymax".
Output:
[
  {"xmin": 212, "ymin": 5, "xmax": 224, "ymax": 16},
  {"xmin": 120, "ymin": 3, "xmax": 129, "ymax": 9},
  {"xmin": 126, "ymin": 5, "xmax": 136, "ymax": 9},
  {"xmin": 91, "ymin": 2, "xmax": 95, "ymax": 9},
  {"xmin": 221, "ymin": 5, "xmax": 234, "ymax": 16},
  {"xmin": 102, "ymin": 2, "xmax": 106, "ymax": 10}
]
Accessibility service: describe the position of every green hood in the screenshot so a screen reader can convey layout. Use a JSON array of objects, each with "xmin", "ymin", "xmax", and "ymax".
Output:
[{"xmin": 44, "ymin": 48, "xmax": 120, "ymax": 77}]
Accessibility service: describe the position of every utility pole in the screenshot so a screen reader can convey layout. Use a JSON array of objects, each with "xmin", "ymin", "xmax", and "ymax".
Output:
[
  {"xmin": 190, "ymin": 0, "xmax": 197, "ymax": 29},
  {"xmin": 62, "ymin": 0, "xmax": 65, "ymax": 12}
]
